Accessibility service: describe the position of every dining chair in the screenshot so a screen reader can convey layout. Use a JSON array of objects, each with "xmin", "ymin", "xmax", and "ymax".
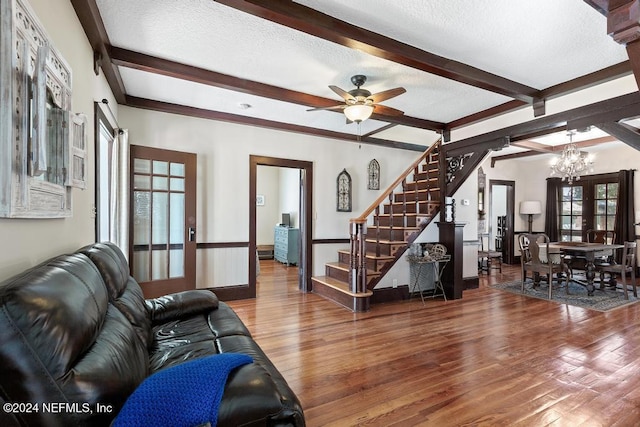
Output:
[
  {"xmin": 521, "ymin": 233, "xmax": 571, "ymax": 299},
  {"xmin": 597, "ymin": 241, "xmax": 637, "ymax": 299},
  {"xmin": 518, "ymin": 234, "xmax": 532, "ymax": 284},
  {"xmin": 478, "ymin": 233, "xmax": 502, "ymax": 274},
  {"xmin": 588, "ymin": 229, "xmax": 616, "ymax": 245}
]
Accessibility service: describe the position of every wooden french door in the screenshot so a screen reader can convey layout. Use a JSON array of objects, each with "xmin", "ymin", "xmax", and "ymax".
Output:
[
  {"xmin": 129, "ymin": 145, "xmax": 197, "ymax": 298},
  {"xmin": 558, "ymin": 173, "xmax": 619, "ymax": 242}
]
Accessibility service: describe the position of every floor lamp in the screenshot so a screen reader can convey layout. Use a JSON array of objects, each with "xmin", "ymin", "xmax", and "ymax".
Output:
[{"xmin": 520, "ymin": 201, "xmax": 541, "ymax": 233}]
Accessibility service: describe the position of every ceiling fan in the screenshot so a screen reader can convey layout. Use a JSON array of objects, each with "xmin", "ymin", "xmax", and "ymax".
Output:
[{"xmin": 308, "ymin": 75, "xmax": 406, "ymax": 123}]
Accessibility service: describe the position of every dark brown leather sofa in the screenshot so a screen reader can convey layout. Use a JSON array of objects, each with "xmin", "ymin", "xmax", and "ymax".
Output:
[{"xmin": 0, "ymin": 242, "xmax": 304, "ymax": 426}]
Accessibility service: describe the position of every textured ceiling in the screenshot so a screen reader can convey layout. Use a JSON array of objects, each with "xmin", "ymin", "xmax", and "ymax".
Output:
[{"xmin": 93, "ymin": 0, "xmax": 631, "ymax": 149}]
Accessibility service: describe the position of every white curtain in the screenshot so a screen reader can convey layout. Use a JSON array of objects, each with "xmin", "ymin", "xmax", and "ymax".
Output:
[{"xmin": 109, "ymin": 129, "xmax": 129, "ymax": 259}]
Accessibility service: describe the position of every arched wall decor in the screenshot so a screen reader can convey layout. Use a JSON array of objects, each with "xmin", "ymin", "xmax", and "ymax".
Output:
[
  {"xmin": 337, "ymin": 168, "xmax": 352, "ymax": 212},
  {"xmin": 367, "ymin": 159, "xmax": 380, "ymax": 190}
]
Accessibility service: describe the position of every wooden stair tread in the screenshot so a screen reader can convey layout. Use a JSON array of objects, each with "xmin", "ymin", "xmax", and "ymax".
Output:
[
  {"xmin": 365, "ymin": 238, "xmax": 406, "ymax": 244},
  {"xmin": 337, "ymin": 249, "xmax": 394, "ymax": 261},
  {"xmin": 311, "ymin": 276, "xmax": 373, "ymax": 297},
  {"xmin": 376, "ymin": 213, "xmax": 431, "ymax": 217},
  {"xmin": 326, "ymin": 262, "xmax": 380, "ymax": 277}
]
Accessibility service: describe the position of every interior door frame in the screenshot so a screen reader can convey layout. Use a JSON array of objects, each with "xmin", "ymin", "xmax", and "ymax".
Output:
[
  {"xmin": 489, "ymin": 179, "xmax": 515, "ymax": 264},
  {"xmin": 250, "ymin": 155, "xmax": 313, "ymax": 294}
]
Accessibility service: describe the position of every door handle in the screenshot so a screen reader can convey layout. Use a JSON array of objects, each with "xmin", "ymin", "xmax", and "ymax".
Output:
[{"xmin": 188, "ymin": 227, "xmax": 196, "ymax": 242}]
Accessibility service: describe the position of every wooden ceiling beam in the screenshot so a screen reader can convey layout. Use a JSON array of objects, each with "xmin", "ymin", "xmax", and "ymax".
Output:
[
  {"xmin": 490, "ymin": 136, "xmax": 618, "ymax": 165},
  {"xmin": 214, "ymin": 0, "xmax": 540, "ymax": 104},
  {"xmin": 597, "ymin": 122, "xmax": 640, "ymax": 150},
  {"xmin": 584, "ymin": 1, "xmax": 640, "ymax": 88},
  {"xmin": 510, "ymin": 140, "xmax": 555, "ymax": 153},
  {"xmin": 362, "ymin": 123, "xmax": 398, "ymax": 138},
  {"xmin": 110, "ymin": 46, "xmax": 445, "ymax": 132},
  {"xmin": 448, "ymin": 61, "xmax": 632, "ymax": 129},
  {"xmin": 125, "ymin": 96, "xmax": 427, "ymax": 152},
  {"xmin": 70, "ymin": 0, "xmax": 126, "ymax": 103},
  {"xmin": 447, "ymin": 91, "xmax": 640, "ymax": 154}
]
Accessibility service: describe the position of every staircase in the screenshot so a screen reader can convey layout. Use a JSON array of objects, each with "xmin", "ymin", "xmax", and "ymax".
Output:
[{"xmin": 311, "ymin": 140, "xmax": 443, "ymax": 311}]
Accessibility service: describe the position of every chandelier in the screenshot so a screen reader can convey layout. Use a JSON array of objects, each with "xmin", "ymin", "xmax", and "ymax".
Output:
[{"xmin": 549, "ymin": 132, "xmax": 594, "ymax": 184}]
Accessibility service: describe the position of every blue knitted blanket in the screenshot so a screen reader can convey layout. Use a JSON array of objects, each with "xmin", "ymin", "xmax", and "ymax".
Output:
[{"xmin": 113, "ymin": 353, "xmax": 253, "ymax": 427}]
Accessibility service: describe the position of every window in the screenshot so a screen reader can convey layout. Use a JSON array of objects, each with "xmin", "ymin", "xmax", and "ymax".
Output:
[
  {"xmin": 558, "ymin": 174, "xmax": 618, "ymax": 242},
  {"xmin": 594, "ymin": 182, "xmax": 618, "ymax": 232},
  {"xmin": 95, "ymin": 105, "xmax": 115, "ymax": 242},
  {"xmin": 559, "ymin": 186, "xmax": 583, "ymax": 241}
]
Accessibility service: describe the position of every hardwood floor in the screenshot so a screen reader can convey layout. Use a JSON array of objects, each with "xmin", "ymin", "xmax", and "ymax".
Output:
[{"xmin": 227, "ymin": 260, "xmax": 640, "ymax": 427}]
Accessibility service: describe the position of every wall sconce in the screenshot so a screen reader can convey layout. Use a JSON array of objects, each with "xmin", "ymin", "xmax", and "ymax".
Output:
[{"xmin": 519, "ymin": 200, "xmax": 541, "ymax": 233}]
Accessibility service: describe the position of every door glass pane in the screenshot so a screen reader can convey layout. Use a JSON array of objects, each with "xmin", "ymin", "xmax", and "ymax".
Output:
[
  {"xmin": 133, "ymin": 251, "xmax": 149, "ymax": 282},
  {"xmin": 133, "ymin": 191, "xmax": 150, "ymax": 245},
  {"xmin": 170, "ymin": 177, "xmax": 185, "ymax": 191},
  {"xmin": 134, "ymin": 158, "xmax": 151, "ymax": 174},
  {"xmin": 573, "ymin": 201, "xmax": 582, "ymax": 214},
  {"xmin": 169, "ymin": 249, "xmax": 184, "ymax": 278},
  {"xmin": 153, "ymin": 176, "xmax": 168, "ymax": 190},
  {"xmin": 170, "ymin": 162, "xmax": 185, "ymax": 177},
  {"xmin": 170, "ymin": 193, "xmax": 185, "ymax": 244},
  {"xmin": 153, "ymin": 160, "xmax": 168, "ymax": 175},
  {"xmin": 152, "ymin": 250, "xmax": 168, "ymax": 280},
  {"xmin": 152, "ymin": 192, "xmax": 168, "ymax": 244},
  {"xmin": 134, "ymin": 174, "xmax": 150, "ymax": 190}
]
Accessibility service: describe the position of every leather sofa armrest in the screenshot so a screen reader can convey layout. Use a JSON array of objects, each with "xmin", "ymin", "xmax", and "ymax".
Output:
[{"xmin": 146, "ymin": 290, "xmax": 219, "ymax": 324}]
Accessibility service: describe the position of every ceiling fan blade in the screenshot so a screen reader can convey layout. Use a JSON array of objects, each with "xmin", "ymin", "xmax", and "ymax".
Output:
[
  {"xmin": 368, "ymin": 87, "xmax": 406, "ymax": 103},
  {"xmin": 306, "ymin": 105, "xmax": 346, "ymax": 112},
  {"xmin": 329, "ymin": 85, "xmax": 355, "ymax": 102},
  {"xmin": 373, "ymin": 104, "xmax": 405, "ymax": 116}
]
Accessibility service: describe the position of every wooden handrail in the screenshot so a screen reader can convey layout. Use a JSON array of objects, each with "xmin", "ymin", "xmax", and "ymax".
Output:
[{"xmin": 352, "ymin": 138, "xmax": 442, "ymax": 223}]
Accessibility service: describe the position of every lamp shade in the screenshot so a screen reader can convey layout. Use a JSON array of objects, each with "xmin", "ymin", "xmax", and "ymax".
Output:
[
  {"xmin": 344, "ymin": 104, "xmax": 374, "ymax": 123},
  {"xmin": 519, "ymin": 200, "xmax": 541, "ymax": 215}
]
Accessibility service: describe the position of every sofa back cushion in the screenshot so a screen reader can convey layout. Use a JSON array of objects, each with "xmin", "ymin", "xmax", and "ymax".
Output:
[
  {"xmin": 77, "ymin": 242, "xmax": 152, "ymax": 348},
  {"xmin": 0, "ymin": 254, "xmax": 148, "ymax": 426}
]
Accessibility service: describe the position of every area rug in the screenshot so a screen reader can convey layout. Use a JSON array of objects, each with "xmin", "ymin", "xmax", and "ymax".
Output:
[{"xmin": 491, "ymin": 279, "xmax": 640, "ymax": 312}]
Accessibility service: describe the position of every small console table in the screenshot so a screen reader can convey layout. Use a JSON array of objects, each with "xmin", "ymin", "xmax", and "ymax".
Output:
[{"xmin": 407, "ymin": 255, "xmax": 450, "ymax": 304}]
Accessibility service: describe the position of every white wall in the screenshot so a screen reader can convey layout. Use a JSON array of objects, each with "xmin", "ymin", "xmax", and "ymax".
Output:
[
  {"xmin": 279, "ymin": 168, "xmax": 300, "ymax": 228},
  {"xmin": 256, "ymin": 166, "xmax": 301, "ymax": 246},
  {"xmin": 256, "ymin": 165, "xmax": 280, "ymax": 245},
  {"xmin": 0, "ymin": 0, "xmax": 116, "ymax": 281},
  {"xmin": 118, "ymin": 106, "xmax": 425, "ymax": 287}
]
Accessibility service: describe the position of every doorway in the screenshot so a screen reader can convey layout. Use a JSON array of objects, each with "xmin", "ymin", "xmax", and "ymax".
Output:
[
  {"xmin": 250, "ymin": 156, "xmax": 313, "ymax": 294},
  {"xmin": 489, "ymin": 180, "xmax": 515, "ymax": 264},
  {"xmin": 129, "ymin": 145, "xmax": 197, "ymax": 298}
]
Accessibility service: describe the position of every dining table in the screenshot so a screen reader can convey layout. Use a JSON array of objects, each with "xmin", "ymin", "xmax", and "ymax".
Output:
[{"xmin": 548, "ymin": 241, "xmax": 624, "ymax": 296}]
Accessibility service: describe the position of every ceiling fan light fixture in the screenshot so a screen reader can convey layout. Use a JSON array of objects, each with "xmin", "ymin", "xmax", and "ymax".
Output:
[{"xmin": 344, "ymin": 104, "xmax": 374, "ymax": 123}]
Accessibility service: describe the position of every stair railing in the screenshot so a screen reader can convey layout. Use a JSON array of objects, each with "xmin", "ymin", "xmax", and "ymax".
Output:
[{"xmin": 348, "ymin": 139, "xmax": 442, "ymax": 293}]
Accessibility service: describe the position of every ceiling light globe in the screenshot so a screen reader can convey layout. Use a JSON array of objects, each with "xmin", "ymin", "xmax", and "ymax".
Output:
[{"xmin": 344, "ymin": 104, "xmax": 374, "ymax": 123}]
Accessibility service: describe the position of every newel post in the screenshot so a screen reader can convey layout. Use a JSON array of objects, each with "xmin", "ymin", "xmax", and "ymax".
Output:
[
  {"xmin": 349, "ymin": 219, "xmax": 367, "ymax": 293},
  {"xmin": 437, "ymin": 221, "xmax": 466, "ymax": 299}
]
